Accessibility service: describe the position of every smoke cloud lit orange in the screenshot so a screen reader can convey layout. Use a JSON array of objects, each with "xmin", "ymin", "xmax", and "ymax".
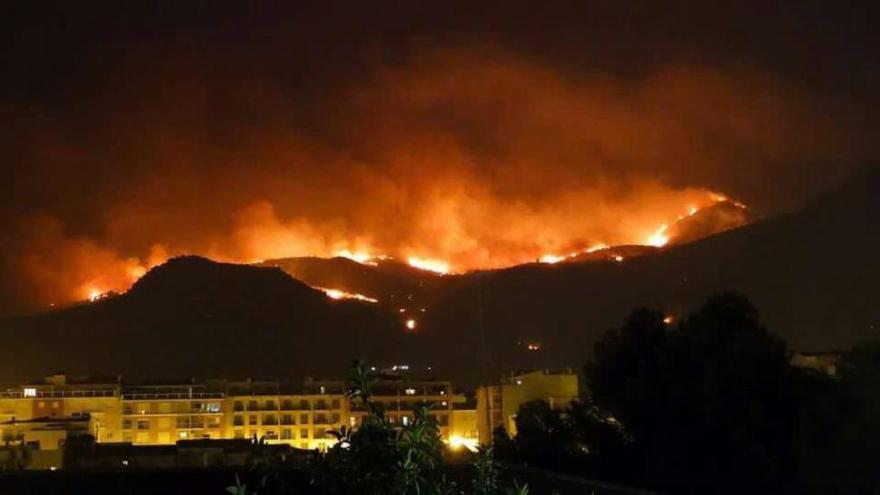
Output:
[{"xmin": 2, "ymin": 46, "xmax": 864, "ymax": 313}]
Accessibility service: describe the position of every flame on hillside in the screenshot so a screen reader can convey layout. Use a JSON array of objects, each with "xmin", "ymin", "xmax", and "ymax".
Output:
[
  {"xmin": 48, "ymin": 190, "xmax": 748, "ymax": 308},
  {"xmin": 315, "ymin": 287, "xmax": 379, "ymax": 303}
]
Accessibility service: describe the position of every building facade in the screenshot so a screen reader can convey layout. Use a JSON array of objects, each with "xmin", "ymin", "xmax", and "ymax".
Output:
[
  {"xmin": 475, "ymin": 369, "xmax": 579, "ymax": 444},
  {"xmin": 0, "ymin": 372, "xmax": 479, "ymax": 460}
]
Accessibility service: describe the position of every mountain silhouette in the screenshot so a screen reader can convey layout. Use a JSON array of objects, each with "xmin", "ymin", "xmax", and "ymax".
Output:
[{"xmin": 0, "ymin": 170, "xmax": 877, "ymax": 386}]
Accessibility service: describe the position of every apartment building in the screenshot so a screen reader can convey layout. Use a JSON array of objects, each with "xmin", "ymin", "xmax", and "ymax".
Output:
[
  {"xmin": 476, "ymin": 369, "xmax": 579, "ymax": 444},
  {"xmin": 0, "ymin": 372, "xmax": 478, "ymax": 458}
]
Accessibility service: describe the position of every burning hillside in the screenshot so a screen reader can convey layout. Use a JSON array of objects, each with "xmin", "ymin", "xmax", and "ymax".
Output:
[{"xmin": 12, "ymin": 45, "xmax": 844, "ymax": 315}]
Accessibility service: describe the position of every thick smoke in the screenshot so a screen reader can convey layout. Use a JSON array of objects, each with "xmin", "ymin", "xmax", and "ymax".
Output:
[{"xmin": 1, "ymin": 46, "xmax": 873, "ymax": 313}]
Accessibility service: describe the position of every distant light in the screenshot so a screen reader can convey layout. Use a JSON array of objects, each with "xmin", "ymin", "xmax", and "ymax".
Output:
[
  {"xmin": 320, "ymin": 386, "xmax": 326, "ymax": 394},
  {"xmin": 526, "ymin": 342, "xmax": 542, "ymax": 351},
  {"xmin": 448, "ymin": 435, "xmax": 479, "ymax": 452},
  {"xmin": 179, "ymin": 431, "xmax": 188, "ymax": 438},
  {"xmin": 515, "ymin": 379, "xmax": 523, "ymax": 386},
  {"xmin": 405, "ymin": 388, "xmax": 416, "ymax": 396},
  {"xmin": 49, "ymin": 466, "xmax": 57, "ymax": 471},
  {"xmin": 402, "ymin": 416, "xmax": 409, "ymax": 426},
  {"xmin": 121, "ymin": 460, "xmax": 129, "ymax": 466},
  {"xmin": 612, "ymin": 255, "xmax": 624, "ymax": 262},
  {"xmin": 663, "ymin": 315, "xmax": 674, "ymax": 325},
  {"xmin": 441, "ymin": 401, "xmax": 448, "ymax": 407},
  {"xmin": 405, "ymin": 319, "xmax": 417, "ymax": 331},
  {"xmin": 23, "ymin": 387, "xmax": 37, "ymax": 397}
]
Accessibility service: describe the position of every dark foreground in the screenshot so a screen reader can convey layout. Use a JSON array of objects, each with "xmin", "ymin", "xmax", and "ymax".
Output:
[{"xmin": 0, "ymin": 466, "xmax": 655, "ymax": 495}]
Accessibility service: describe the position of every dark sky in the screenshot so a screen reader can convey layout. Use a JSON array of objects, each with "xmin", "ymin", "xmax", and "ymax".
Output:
[{"xmin": 1, "ymin": 1, "xmax": 878, "ymax": 314}]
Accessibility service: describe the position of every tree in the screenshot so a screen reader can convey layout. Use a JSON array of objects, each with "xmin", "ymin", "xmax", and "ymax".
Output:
[
  {"xmin": 796, "ymin": 339, "xmax": 880, "ymax": 493},
  {"xmin": 586, "ymin": 293, "xmax": 798, "ymax": 493}
]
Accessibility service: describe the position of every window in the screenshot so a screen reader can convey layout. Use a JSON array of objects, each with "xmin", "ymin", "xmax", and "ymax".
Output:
[
  {"xmin": 123, "ymin": 419, "xmax": 132, "ymax": 430},
  {"xmin": 248, "ymin": 415, "xmax": 258, "ymax": 426},
  {"xmin": 402, "ymin": 416, "xmax": 409, "ymax": 426},
  {"xmin": 315, "ymin": 400, "xmax": 327, "ymax": 410},
  {"xmin": 265, "ymin": 430, "xmax": 277, "ymax": 440},
  {"xmin": 300, "ymin": 399, "xmax": 309, "ymax": 409},
  {"xmin": 206, "ymin": 402, "xmax": 221, "ymax": 413},
  {"xmin": 315, "ymin": 414, "xmax": 327, "ymax": 424},
  {"xmin": 234, "ymin": 430, "xmax": 245, "ymax": 439},
  {"xmin": 233, "ymin": 415, "xmax": 244, "ymax": 426},
  {"xmin": 331, "ymin": 399, "xmax": 340, "ymax": 409},
  {"xmin": 281, "ymin": 429, "xmax": 292, "ymax": 440},
  {"xmin": 349, "ymin": 416, "xmax": 357, "ymax": 427},
  {"xmin": 300, "ymin": 414, "xmax": 309, "ymax": 424},
  {"xmin": 282, "ymin": 414, "xmax": 293, "ymax": 425},
  {"xmin": 248, "ymin": 400, "xmax": 258, "ymax": 410},
  {"xmin": 264, "ymin": 414, "xmax": 277, "ymax": 425},
  {"xmin": 234, "ymin": 401, "xmax": 244, "ymax": 411},
  {"xmin": 281, "ymin": 400, "xmax": 293, "ymax": 410},
  {"xmin": 266, "ymin": 400, "xmax": 276, "ymax": 410},
  {"xmin": 315, "ymin": 427, "xmax": 326, "ymax": 439},
  {"xmin": 23, "ymin": 388, "xmax": 36, "ymax": 397},
  {"xmin": 300, "ymin": 429, "xmax": 309, "ymax": 439},
  {"xmin": 136, "ymin": 420, "xmax": 150, "ymax": 430},
  {"xmin": 330, "ymin": 413, "xmax": 340, "ymax": 424}
]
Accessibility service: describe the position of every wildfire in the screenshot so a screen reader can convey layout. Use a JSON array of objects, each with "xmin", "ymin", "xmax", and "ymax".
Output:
[
  {"xmin": 88, "ymin": 289, "xmax": 105, "ymax": 302},
  {"xmin": 539, "ymin": 254, "xmax": 568, "ymax": 264},
  {"xmin": 316, "ymin": 287, "xmax": 379, "ymax": 303},
  {"xmin": 645, "ymin": 224, "xmax": 670, "ymax": 247},
  {"xmin": 335, "ymin": 250, "xmax": 379, "ymax": 266},
  {"xmin": 407, "ymin": 257, "xmax": 450, "ymax": 274},
  {"xmin": 539, "ymin": 243, "xmax": 611, "ymax": 265},
  {"xmin": 642, "ymin": 193, "xmax": 748, "ymax": 248}
]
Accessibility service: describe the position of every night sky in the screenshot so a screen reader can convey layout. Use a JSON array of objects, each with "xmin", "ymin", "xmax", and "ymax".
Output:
[{"xmin": 1, "ymin": 1, "xmax": 878, "ymax": 314}]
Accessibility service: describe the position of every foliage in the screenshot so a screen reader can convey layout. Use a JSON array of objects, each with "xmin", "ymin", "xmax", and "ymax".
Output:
[
  {"xmin": 311, "ymin": 359, "xmax": 521, "ymax": 495},
  {"xmin": 472, "ymin": 447, "xmax": 500, "ymax": 495},
  {"xmin": 795, "ymin": 339, "xmax": 880, "ymax": 493},
  {"xmin": 585, "ymin": 293, "xmax": 798, "ymax": 492},
  {"xmin": 0, "ymin": 435, "xmax": 32, "ymax": 471}
]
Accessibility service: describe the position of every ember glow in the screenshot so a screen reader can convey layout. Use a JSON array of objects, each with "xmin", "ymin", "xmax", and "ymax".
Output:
[
  {"xmin": 407, "ymin": 257, "xmax": 451, "ymax": 275},
  {"xmin": 316, "ymin": 287, "xmax": 379, "ymax": 304}
]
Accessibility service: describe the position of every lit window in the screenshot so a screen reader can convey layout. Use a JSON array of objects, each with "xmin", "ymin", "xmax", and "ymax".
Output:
[
  {"xmin": 206, "ymin": 403, "xmax": 221, "ymax": 413},
  {"xmin": 405, "ymin": 388, "xmax": 416, "ymax": 396},
  {"xmin": 23, "ymin": 388, "xmax": 36, "ymax": 397},
  {"xmin": 402, "ymin": 416, "xmax": 409, "ymax": 426}
]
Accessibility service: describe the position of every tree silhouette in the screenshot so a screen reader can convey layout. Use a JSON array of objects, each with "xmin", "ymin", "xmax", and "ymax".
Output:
[{"xmin": 586, "ymin": 293, "xmax": 797, "ymax": 493}]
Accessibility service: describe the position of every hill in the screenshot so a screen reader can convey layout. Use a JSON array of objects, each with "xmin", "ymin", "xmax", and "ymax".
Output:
[
  {"xmin": 0, "ymin": 257, "xmax": 406, "ymax": 384},
  {"xmin": 0, "ymin": 170, "xmax": 876, "ymax": 386}
]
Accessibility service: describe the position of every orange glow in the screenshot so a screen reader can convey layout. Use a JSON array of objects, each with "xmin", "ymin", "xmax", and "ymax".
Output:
[
  {"xmin": 663, "ymin": 315, "xmax": 674, "ymax": 324},
  {"xmin": 539, "ymin": 254, "xmax": 568, "ymax": 264},
  {"xmin": 316, "ymin": 287, "xmax": 378, "ymax": 303},
  {"xmin": 645, "ymin": 224, "xmax": 670, "ymax": 247},
  {"xmin": 407, "ymin": 257, "xmax": 450, "ymax": 274},
  {"xmin": 335, "ymin": 250, "xmax": 379, "ymax": 266}
]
